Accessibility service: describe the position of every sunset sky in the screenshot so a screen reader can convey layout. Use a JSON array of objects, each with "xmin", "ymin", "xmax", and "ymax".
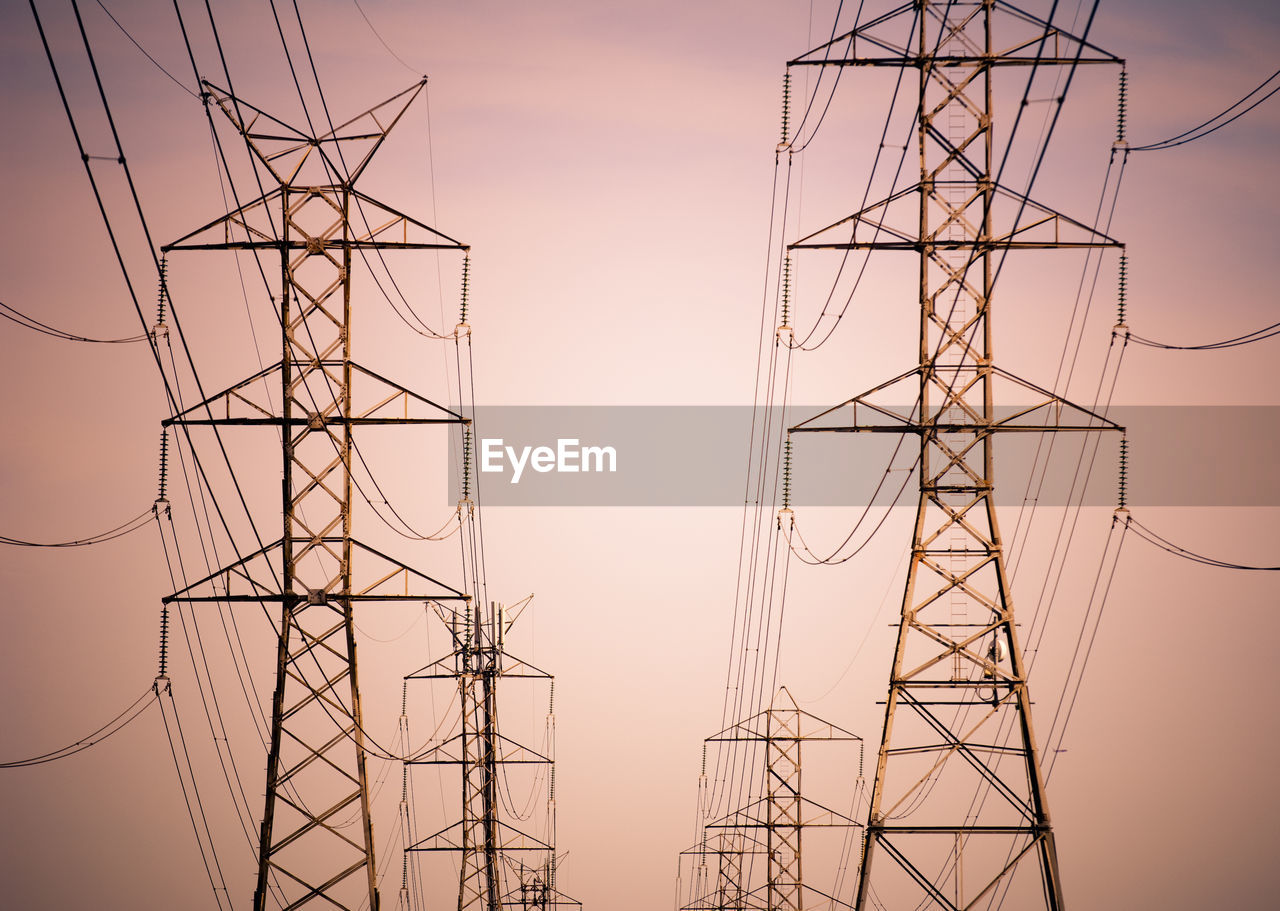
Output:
[{"xmin": 2, "ymin": 1, "xmax": 1278, "ymax": 909}]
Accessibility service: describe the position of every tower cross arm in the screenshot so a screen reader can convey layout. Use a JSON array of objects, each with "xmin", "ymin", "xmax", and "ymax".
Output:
[{"xmin": 787, "ymin": 0, "xmax": 1122, "ymax": 68}]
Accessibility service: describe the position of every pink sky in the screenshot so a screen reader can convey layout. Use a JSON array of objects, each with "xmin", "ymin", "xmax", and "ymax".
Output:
[{"xmin": 2, "ymin": 1, "xmax": 1278, "ymax": 909}]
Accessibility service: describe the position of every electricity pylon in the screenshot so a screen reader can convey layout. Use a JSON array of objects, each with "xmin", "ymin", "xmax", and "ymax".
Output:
[
  {"xmin": 685, "ymin": 688, "xmax": 862, "ymax": 910},
  {"xmin": 163, "ymin": 80, "xmax": 470, "ymax": 910},
  {"xmin": 682, "ymin": 831, "xmax": 754, "ymax": 911},
  {"xmin": 502, "ymin": 856, "xmax": 583, "ymax": 910},
  {"xmin": 787, "ymin": 3, "xmax": 1123, "ymax": 908},
  {"xmin": 408, "ymin": 598, "xmax": 569, "ymax": 911}
]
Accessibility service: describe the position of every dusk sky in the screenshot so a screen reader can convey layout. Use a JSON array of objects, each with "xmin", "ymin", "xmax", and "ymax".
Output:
[{"xmin": 2, "ymin": 1, "xmax": 1278, "ymax": 909}]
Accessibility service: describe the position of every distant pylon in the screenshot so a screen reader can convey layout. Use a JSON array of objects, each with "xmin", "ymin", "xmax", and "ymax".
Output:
[
  {"xmin": 686, "ymin": 688, "xmax": 862, "ymax": 910},
  {"xmin": 407, "ymin": 599, "xmax": 568, "ymax": 911},
  {"xmin": 163, "ymin": 80, "xmax": 469, "ymax": 910},
  {"xmin": 787, "ymin": 3, "xmax": 1124, "ymax": 908},
  {"xmin": 502, "ymin": 855, "xmax": 583, "ymax": 910}
]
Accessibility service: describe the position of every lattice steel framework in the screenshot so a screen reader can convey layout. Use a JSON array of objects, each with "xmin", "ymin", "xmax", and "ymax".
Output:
[
  {"xmin": 502, "ymin": 856, "xmax": 583, "ymax": 911},
  {"xmin": 688, "ymin": 689, "xmax": 861, "ymax": 911},
  {"xmin": 164, "ymin": 80, "xmax": 469, "ymax": 910},
  {"xmin": 788, "ymin": 3, "xmax": 1122, "ymax": 908},
  {"xmin": 407, "ymin": 599, "xmax": 567, "ymax": 911},
  {"xmin": 682, "ymin": 831, "xmax": 754, "ymax": 911}
]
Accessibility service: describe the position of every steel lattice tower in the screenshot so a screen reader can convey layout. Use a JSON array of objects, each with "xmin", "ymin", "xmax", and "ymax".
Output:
[
  {"xmin": 164, "ymin": 80, "xmax": 470, "ymax": 910},
  {"xmin": 682, "ymin": 832, "xmax": 750, "ymax": 911},
  {"xmin": 687, "ymin": 689, "xmax": 861, "ymax": 911},
  {"xmin": 787, "ymin": 3, "xmax": 1122, "ymax": 908},
  {"xmin": 408, "ymin": 599, "xmax": 569, "ymax": 911}
]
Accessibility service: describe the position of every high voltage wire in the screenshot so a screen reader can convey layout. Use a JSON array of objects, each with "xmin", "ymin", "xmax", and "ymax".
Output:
[
  {"xmin": 1127, "ymin": 320, "xmax": 1280, "ymax": 350},
  {"xmin": 0, "ymin": 684, "xmax": 157, "ymax": 767},
  {"xmin": 156, "ymin": 508, "xmax": 279, "ymax": 867},
  {"xmin": 31, "ymin": 0, "xmax": 279, "ymax": 618},
  {"xmin": 30, "ymin": 2, "xmax": 415, "ymax": 904},
  {"xmin": 0, "ymin": 300, "xmax": 148, "ymax": 343},
  {"xmin": 1127, "ymin": 516, "xmax": 1280, "ymax": 571},
  {"xmin": 1006, "ymin": 148, "xmax": 1129, "ymax": 579},
  {"xmin": 1, "ymin": 506, "xmax": 155, "ymax": 547},
  {"xmin": 157, "ymin": 678, "xmax": 234, "ymax": 911},
  {"xmin": 703, "ymin": 4, "xmax": 964, "ymax": 898},
  {"xmin": 350, "ymin": 0, "xmax": 422, "ymax": 77},
  {"xmin": 1130, "ymin": 67, "xmax": 1280, "ymax": 151},
  {"xmin": 92, "ymin": 0, "xmax": 197, "ymax": 97},
  {"xmin": 707, "ymin": 0, "xmax": 936, "ymax": 853},
  {"xmin": 1044, "ymin": 513, "xmax": 1129, "ymax": 771},
  {"xmin": 786, "ymin": 6, "xmax": 922, "ymax": 353},
  {"xmin": 785, "ymin": 0, "xmax": 852, "ymax": 152}
]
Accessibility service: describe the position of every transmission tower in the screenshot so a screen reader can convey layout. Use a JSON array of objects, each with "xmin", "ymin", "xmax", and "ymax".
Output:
[
  {"xmin": 408, "ymin": 598, "xmax": 572, "ymax": 911},
  {"xmin": 502, "ymin": 856, "xmax": 582, "ymax": 910},
  {"xmin": 163, "ymin": 80, "xmax": 470, "ymax": 910},
  {"xmin": 786, "ymin": 3, "xmax": 1123, "ymax": 908},
  {"xmin": 683, "ymin": 831, "xmax": 755, "ymax": 911},
  {"xmin": 685, "ymin": 688, "xmax": 862, "ymax": 911}
]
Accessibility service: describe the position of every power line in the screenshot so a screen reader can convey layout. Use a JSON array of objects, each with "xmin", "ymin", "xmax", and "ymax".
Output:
[
  {"xmin": 92, "ymin": 0, "xmax": 198, "ymax": 97},
  {"xmin": 1130, "ymin": 67, "xmax": 1280, "ymax": 151},
  {"xmin": 34, "ymin": 0, "xmax": 277, "ymax": 579},
  {"xmin": 36, "ymin": 6, "xmax": 324, "ymax": 906},
  {"xmin": 1045, "ymin": 513, "xmax": 1130, "ymax": 775},
  {"xmin": 1126, "ymin": 320, "xmax": 1280, "ymax": 350},
  {"xmin": 1128, "ymin": 516, "xmax": 1280, "ymax": 570},
  {"xmin": 0, "ymin": 685, "xmax": 156, "ymax": 767},
  {"xmin": 1, "ymin": 507, "xmax": 154, "ymax": 547},
  {"xmin": 350, "ymin": 0, "xmax": 422, "ymax": 77},
  {"xmin": 157, "ymin": 680, "xmax": 234, "ymax": 911},
  {"xmin": 0, "ymin": 300, "xmax": 148, "ymax": 343}
]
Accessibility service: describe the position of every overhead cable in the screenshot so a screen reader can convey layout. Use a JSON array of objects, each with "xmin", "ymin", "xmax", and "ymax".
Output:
[
  {"xmin": 1, "ymin": 300, "xmax": 147, "ymax": 344},
  {"xmin": 1126, "ymin": 320, "xmax": 1280, "ymax": 350},
  {"xmin": 0, "ymin": 685, "xmax": 157, "ymax": 767},
  {"xmin": 1130, "ymin": 67, "xmax": 1280, "ymax": 151},
  {"xmin": 1128, "ymin": 516, "xmax": 1280, "ymax": 570},
  {"xmin": 350, "ymin": 0, "xmax": 422, "ymax": 76},
  {"xmin": 92, "ymin": 0, "xmax": 197, "ymax": 97},
  {"xmin": 1, "ymin": 507, "xmax": 155, "ymax": 547},
  {"xmin": 157, "ymin": 681, "xmax": 234, "ymax": 910}
]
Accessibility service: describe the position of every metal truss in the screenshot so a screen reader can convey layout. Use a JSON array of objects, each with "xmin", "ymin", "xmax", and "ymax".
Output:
[
  {"xmin": 163, "ymin": 81, "xmax": 468, "ymax": 911},
  {"xmin": 407, "ymin": 599, "xmax": 563, "ymax": 911},
  {"xmin": 500, "ymin": 856, "xmax": 583, "ymax": 910},
  {"xmin": 682, "ymin": 831, "xmax": 756, "ymax": 911},
  {"xmin": 787, "ymin": 3, "xmax": 1122, "ymax": 908},
  {"xmin": 685, "ymin": 689, "xmax": 862, "ymax": 911}
]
